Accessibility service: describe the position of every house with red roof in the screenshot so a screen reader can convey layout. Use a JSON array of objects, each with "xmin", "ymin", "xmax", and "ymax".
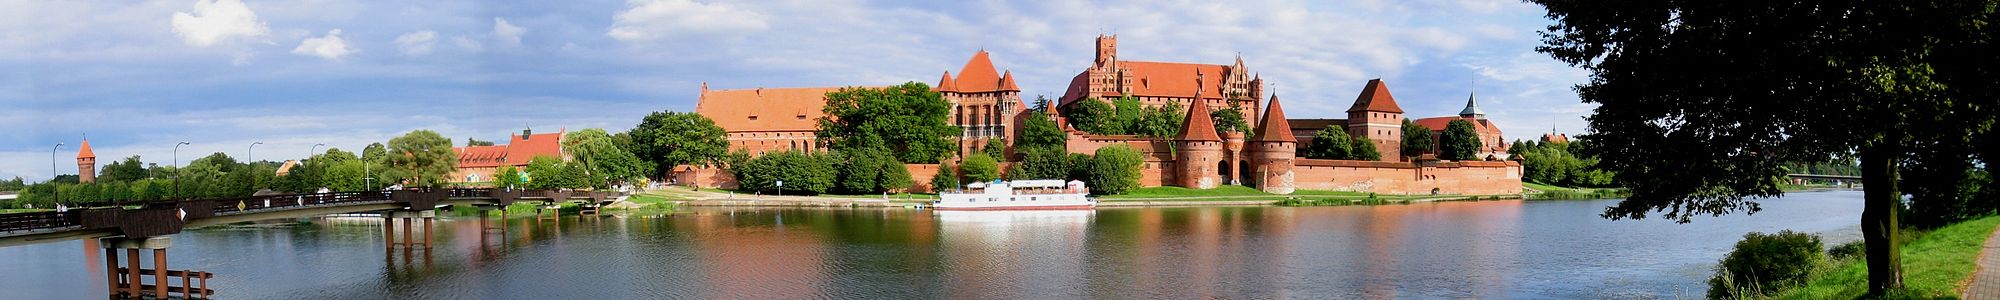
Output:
[
  {"xmin": 1412, "ymin": 92, "xmax": 1510, "ymax": 160},
  {"xmin": 450, "ymin": 127, "xmax": 565, "ymax": 183}
]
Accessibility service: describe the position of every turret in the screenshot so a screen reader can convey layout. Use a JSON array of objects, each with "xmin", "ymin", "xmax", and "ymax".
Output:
[
  {"xmin": 1345, "ymin": 79, "xmax": 1404, "ymax": 161},
  {"xmin": 1249, "ymin": 94, "xmax": 1296, "ymax": 194},
  {"xmin": 76, "ymin": 138, "xmax": 97, "ymax": 183},
  {"xmin": 1177, "ymin": 100, "xmax": 1223, "ymax": 189}
]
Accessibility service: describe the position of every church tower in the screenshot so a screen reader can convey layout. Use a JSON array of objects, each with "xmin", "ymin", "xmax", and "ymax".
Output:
[
  {"xmin": 1177, "ymin": 100, "xmax": 1224, "ymax": 189},
  {"xmin": 1249, "ymin": 94, "xmax": 1297, "ymax": 194},
  {"xmin": 1346, "ymin": 79, "xmax": 1405, "ymax": 161},
  {"xmin": 76, "ymin": 138, "xmax": 97, "ymax": 183}
]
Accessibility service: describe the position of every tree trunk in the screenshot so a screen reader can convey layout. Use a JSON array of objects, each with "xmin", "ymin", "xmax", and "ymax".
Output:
[{"xmin": 1861, "ymin": 142, "xmax": 1903, "ymax": 294}]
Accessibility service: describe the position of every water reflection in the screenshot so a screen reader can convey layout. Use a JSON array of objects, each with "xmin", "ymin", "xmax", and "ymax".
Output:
[{"xmin": 0, "ymin": 192, "xmax": 1868, "ymax": 299}]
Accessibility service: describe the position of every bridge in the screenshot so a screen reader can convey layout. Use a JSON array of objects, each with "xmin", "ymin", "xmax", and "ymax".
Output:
[{"xmin": 0, "ymin": 188, "xmax": 626, "ymax": 299}]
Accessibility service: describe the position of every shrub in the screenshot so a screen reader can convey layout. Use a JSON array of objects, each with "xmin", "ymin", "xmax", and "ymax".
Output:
[
  {"xmin": 1707, "ymin": 230, "xmax": 1824, "ymax": 299},
  {"xmin": 930, "ymin": 162, "xmax": 960, "ymax": 193},
  {"xmin": 1088, "ymin": 144, "xmax": 1143, "ymax": 195},
  {"xmin": 961, "ymin": 154, "xmax": 1000, "ymax": 183},
  {"xmin": 1827, "ymin": 240, "xmax": 1865, "ymax": 259}
]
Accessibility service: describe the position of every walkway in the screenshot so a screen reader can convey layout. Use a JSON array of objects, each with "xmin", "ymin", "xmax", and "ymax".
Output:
[{"xmin": 1966, "ymin": 222, "xmax": 2000, "ymax": 299}]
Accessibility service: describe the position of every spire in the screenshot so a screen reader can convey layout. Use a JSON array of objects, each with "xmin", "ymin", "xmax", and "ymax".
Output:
[
  {"xmin": 999, "ymin": 70, "xmax": 1020, "ymax": 91},
  {"xmin": 1459, "ymin": 91, "xmax": 1486, "ymax": 118},
  {"xmin": 76, "ymin": 138, "xmax": 95, "ymax": 159},
  {"xmin": 1346, "ymin": 78, "xmax": 1405, "ymax": 113},
  {"xmin": 1252, "ymin": 94, "xmax": 1295, "ymax": 142},
  {"xmin": 937, "ymin": 71, "xmax": 958, "ymax": 92},
  {"xmin": 1180, "ymin": 100, "xmax": 1222, "ymax": 142}
]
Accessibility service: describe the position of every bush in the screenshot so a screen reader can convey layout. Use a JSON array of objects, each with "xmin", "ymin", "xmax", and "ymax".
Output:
[
  {"xmin": 1707, "ymin": 230, "xmax": 1825, "ymax": 299},
  {"xmin": 1826, "ymin": 240, "xmax": 1865, "ymax": 259},
  {"xmin": 931, "ymin": 162, "xmax": 960, "ymax": 192},
  {"xmin": 731, "ymin": 151, "xmax": 836, "ymax": 195},
  {"xmin": 961, "ymin": 154, "xmax": 1000, "ymax": 183},
  {"xmin": 1088, "ymin": 144, "xmax": 1143, "ymax": 195}
]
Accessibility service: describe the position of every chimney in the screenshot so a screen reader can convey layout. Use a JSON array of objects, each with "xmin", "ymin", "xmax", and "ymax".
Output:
[{"xmin": 523, "ymin": 126, "xmax": 533, "ymax": 139}]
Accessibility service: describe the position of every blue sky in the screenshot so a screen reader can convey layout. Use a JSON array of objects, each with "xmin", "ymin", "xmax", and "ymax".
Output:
[{"xmin": 0, "ymin": 0, "xmax": 1592, "ymax": 181}]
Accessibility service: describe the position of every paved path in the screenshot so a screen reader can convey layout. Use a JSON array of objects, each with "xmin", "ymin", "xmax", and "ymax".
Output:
[{"xmin": 1965, "ymin": 222, "xmax": 2000, "ymax": 299}]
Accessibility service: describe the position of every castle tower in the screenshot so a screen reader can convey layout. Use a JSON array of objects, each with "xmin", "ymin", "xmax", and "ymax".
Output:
[
  {"xmin": 1346, "ymin": 79, "xmax": 1405, "ymax": 161},
  {"xmin": 76, "ymin": 138, "xmax": 97, "ymax": 183},
  {"xmin": 1249, "ymin": 94, "xmax": 1297, "ymax": 194},
  {"xmin": 1459, "ymin": 91, "xmax": 1486, "ymax": 119},
  {"xmin": 1177, "ymin": 100, "xmax": 1224, "ymax": 189}
]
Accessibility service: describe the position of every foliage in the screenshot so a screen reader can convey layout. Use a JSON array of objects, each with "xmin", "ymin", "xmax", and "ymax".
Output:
[
  {"xmin": 1062, "ymin": 97, "xmax": 1116, "ymax": 134},
  {"xmin": 1350, "ymin": 137, "xmax": 1381, "ymax": 161},
  {"xmin": 101, "ymin": 156, "xmax": 149, "ymax": 182},
  {"xmin": 361, "ymin": 143, "xmax": 386, "ymax": 164},
  {"xmin": 835, "ymin": 150, "xmax": 884, "ymax": 194},
  {"xmin": 1515, "ymin": 139, "xmax": 1615, "ymax": 187},
  {"xmin": 1401, "ymin": 119, "xmax": 1434, "ymax": 158},
  {"xmin": 524, "ymin": 156, "xmax": 588, "ymax": 190},
  {"xmin": 960, "ymin": 154, "xmax": 1000, "ymax": 183},
  {"xmin": 466, "ymin": 138, "xmax": 496, "ymax": 146},
  {"xmin": 1708, "ymin": 230, "xmax": 1826, "ymax": 299},
  {"xmin": 1008, "ymin": 147, "xmax": 1072, "ymax": 180},
  {"xmin": 1438, "ymin": 119, "xmax": 1481, "ymax": 161},
  {"xmin": 1530, "ymin": 1, "xmax": 2000, "ymax": 292},
  {"xmin": 1088, "ymin": 144, "xmax": 1143, "ymax": 195},
  {"xmin": 566, "ymin": 128, "xmax": 652, "ymax": 188},
  {"xmin": 816, "ymin": 82, "xmax": 960, "ymax": 163},
  {"xmin": 1210, "ymin": 101, "xmax": 1250, "ymax": 134},
  {"xmin": 981, "ymin": 141, "xmax": 1005, "ymax": 160},
  {"xmin": 0, "ymin": 177, "xmax": 23, "ymax": 192},
  {"xmin": 381, "ymin": 130, "xmax": 457, "ymax": 187},
  {"xmin": 1301, "ymin": 127, "xmax": 1354, "ymax": 160},
  {"xmin": 1065, "ymin": 153, "xmax": 1095, "ymax": 184},
  {"xmin": 1018, "ymin": 105, "xmax": 1068, "ymax": 151},
  {"xmin": 880, "ymin": 160, "xmax": 913, "ymax": 192},
  {"xmin": 1111, "ymin": 95, "xmax": 1142, "ymax": 134},
  {"xmin": 931, "ymin": 162, "xmax": 960, "ymax": 192},
  {"xmin": 1131, "ymin": 102, "xmax": 1185, "ymax": 138},
  {"xmin": 492, "ymin": 166, "xmax": 524, "ymax": 189},
  {"xmin": 730, "ymin": 150, "xmax": 836, "ymax": 194},
  {"xmin": 1768, "ymin": 216, "xmax": 2000, "ymax": 299},
  {"xmin": 629, "ymin": 111, "xmax": 731, "ymax": 178}
]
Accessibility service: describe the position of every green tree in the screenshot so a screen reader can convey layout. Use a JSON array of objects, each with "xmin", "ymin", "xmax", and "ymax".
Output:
[
  {"xmin": 1065, "ymin": 153, "xmax": 1095, "ymax": 183},
  {"xmin": 981, "ymin": 141, "xmax": 1005, "ymax": 160},
  {"xmin": 361, "ymin": 143, "xmax": 387, "ymax": 164},
  {"xmin": 567, "ymin": 128, "xmax": 651, "ymax": 188},
  {"xmin": 1018, "ymin": 105, "xmax": 1068, "ymax": 151},
  {"xmin": 1531, "ymin": 0, "xmax": 2000, "ymax": 292},
  {"xmin": 1211, "ymin": 101, "xmax": 1250, "ymax": 134},
  {"xmin": 731, "ymin": 150, "xmax": 836, "ymax": 194},
  {"xmin": 836, "ymin": 150, "xmax": 887, "ymax": 194},
  {"xmin": 880, "ymin": 159, "xmax": 913, "ymax": 192},
  {"xmin": 466, "ymin": 138, "xmax": 496, "ymax": 146},
  {"xmin": 1110, "ymin": 95, "xmax": 1142, "ymax": 134},
  {"xmin": 931, "ymin": 162, "xmax": 960, "ymax": 192},
  {"xmin": 960, "ymin": 154, "xmax": 1000, "ymax": 183},
  {"xmin": 1088, "ymin": 144, "xmax": 1143, "ymax": 195},
  {"xmin": 191, "ymin": 152, "xmax": 240, "ymax": 174},
  {"xmin": 1062, "ymin": 98, "xmax": 1116, "ymax": 134},
  {"xmin": 1402, "ymin": 119, "xmax": 1435, "ymax": 158},
  {"xmin": 1350, "ymin": 138, "xmax": 1382, "ymax": 161},
  {"xmin": 323, "ymin": 160, "xmax": 368, "ymax": 191},
  {"xmin": 1438, "ymin": 119, "xmax": 1482, "ymax": 161},
  {"xmin": 1302, "ymin": 127, "xmax": 1354, "ymax": 160},
  {"xmin": 492, "ymin": 166, "xmax": 524, "ymax": 189},
  {"xmin": 382, "ymin": 130, "xmax": 458, "ymax": 187},
  {"xmin": 524, "ymin": 156, "xmax": 584, "ymax": 190},
  {"xmin": 1131, "ymin": 102, "xmax": 1185, "ymax": 138},
  {"xmin": 1008, "ymin": 147, "xmax": 1071, "ymax": 180},
  {"xmin": 629, "ymin": 111, "xmax": 731, "ymax": 178},
  {"xmin": 100, "ymin": 156, "xmax": 149, "ymax": 182},
  {"xmin": 817, "ymin": 82, "xmax": 960, "ymax": 163}
]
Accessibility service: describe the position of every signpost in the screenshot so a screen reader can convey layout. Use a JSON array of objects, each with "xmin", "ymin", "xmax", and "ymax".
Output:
[{"xmin": 776, "ymin": 180, "xmax": 784, "ymax": 196}]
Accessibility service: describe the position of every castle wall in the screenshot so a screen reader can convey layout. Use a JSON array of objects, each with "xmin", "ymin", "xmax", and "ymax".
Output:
[{"xmin": 1289, "ymin": 159, "xmax": 1521, "ymax": 195}]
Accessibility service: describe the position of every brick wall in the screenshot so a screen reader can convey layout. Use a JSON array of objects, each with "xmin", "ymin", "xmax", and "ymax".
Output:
[{"xmin": 1290, "ymin": 159, "xmax": 1520, "ymax": 195}]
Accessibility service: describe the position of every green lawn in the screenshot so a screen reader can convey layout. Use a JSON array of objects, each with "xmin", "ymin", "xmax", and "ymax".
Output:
[
  {"xmin": 1768, "ymin": 215, "xmax": 2000, "ymax": 299},
  {"xmin": 1522, "ymin": 182, "xmax": 1628, "ymax": 200}
]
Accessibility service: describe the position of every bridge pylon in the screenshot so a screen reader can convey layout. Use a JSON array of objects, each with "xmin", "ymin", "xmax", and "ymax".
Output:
[
  {"xmin": 101, "ymin": 236, "xmax": 212, "ymax": 299},
  {"xmin": 382, "ymin": 210, "xmax": 436, "ymax": 252}
]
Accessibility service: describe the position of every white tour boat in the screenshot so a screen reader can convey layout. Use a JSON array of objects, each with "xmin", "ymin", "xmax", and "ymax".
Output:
[{"xmin": 934, "ymin": 179, "xmax": 1096, "ymax": 210}]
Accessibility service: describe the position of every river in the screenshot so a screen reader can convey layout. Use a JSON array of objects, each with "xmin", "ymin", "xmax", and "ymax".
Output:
[{"xmin": 0, "ymin": 191, "xmax": 1864, "ymax": 299}]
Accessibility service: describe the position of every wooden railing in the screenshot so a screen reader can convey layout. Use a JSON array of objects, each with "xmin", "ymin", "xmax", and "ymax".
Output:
[
  {"xmin": 113, "ymin": 268, "xmax": 213, "ymax": 299},
  {"xmin": 0, "ymin": 188, "xmax": 627, "ymax": 236}
]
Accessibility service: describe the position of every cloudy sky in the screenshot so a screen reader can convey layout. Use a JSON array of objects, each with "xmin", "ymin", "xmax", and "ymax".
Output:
[{"xmin": 0, "ymin": 0, "xmax": 1591, "ymax": 181}]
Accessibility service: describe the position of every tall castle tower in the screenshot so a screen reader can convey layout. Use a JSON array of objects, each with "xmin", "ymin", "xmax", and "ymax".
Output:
[
  {"xmin": 1249, "ymin": 94, "xmax": 1296, "ymax": 194},
  {"xmin": 1177, "ymin": 100, "xmax": 1224, "ymax": 189},
  {"xmin": 1346, "ymin": 79, "xmax": 1405, "ymax": 161},
  {"xmin": 76, "ymin": 138, "xmax": 96, "ymax": 183}
]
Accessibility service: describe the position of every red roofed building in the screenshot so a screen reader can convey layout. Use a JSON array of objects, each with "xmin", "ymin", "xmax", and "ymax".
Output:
[
  {"xmin": 938, "ymin": 50, "xmax": 1026, "ymax": 159},
  {"xmin": 1059, "ymin": 35, "xmax": 1262, "ymax": 129},
  {"xmin": 696, "ymin": 84, "xmax": 853, "ymax": 156},
  {"xmin": 76, "ymin": 138, "xmax": 96, "ymax": 183},
  {"xmin": 1412, "ymin": 92, "xmax": 1509, "ymax": 160},
  {"xmin": 450, "ymin": 127, "xmax": 566, "ymax": 183}
]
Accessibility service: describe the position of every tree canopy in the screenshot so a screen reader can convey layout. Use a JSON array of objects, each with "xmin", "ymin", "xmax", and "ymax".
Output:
[
  {"xmin": 1088, "ymin": 144, "xmax": 1143, "ymax": 195},
  {"xmin": 628, "ymin": 111, "xmax": 730, "ymax": 178},
  {"xmin": 1400, "ymin": 119, "xmax": 1434, "ymax": 158},
  {"xmin": 816, "ymin": 82, "xmax": 959, "ymax": 163},
  {"xmin": 382, "ymin": 130, "xmax": 457, "ymax": 187},
  {"xmin": 1530, "ymin": 0, "xmax": 2000, "ymax": 293},
  {"xmin": 1302, "ymin": 127, "xmax": 1354, "ymax": 160},
  {"xmin": 1438, "ymin": 119, "xmax": 1482, "ymax": 161},
  {"xmin": 1063, "ymin": 98, "xmax": 1117, "ymax": 134}
]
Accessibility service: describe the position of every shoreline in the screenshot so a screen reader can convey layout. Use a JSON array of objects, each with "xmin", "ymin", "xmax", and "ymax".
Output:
[{"xmin": 657, "ymin": 188, "xmax": 1527, "ymax": 208}]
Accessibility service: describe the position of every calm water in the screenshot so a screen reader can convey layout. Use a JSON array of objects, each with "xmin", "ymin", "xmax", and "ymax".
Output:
[{"xmin": 0, "ymin": 191, "xmax": 1864, "ymax": 299}]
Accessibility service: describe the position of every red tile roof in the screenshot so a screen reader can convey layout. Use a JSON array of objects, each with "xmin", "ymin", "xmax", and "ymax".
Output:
[
  {"xmin": 937, "ymin": 71, "xmax": 958, "ymax": 92},
  {"xmin": 1413, "ymin": 117, "xmax": 1503, "ymax": 135},
  {"xmin": 453, "ymin": 130, "xmax": 565, "ymax": 168},
  {"xmin": 951, "ymin": 50, "xmax": 1012, "ymax": 93},
  {"xmin": 696, "ymin": 86, "xmax": 850, "ymax": 133},
  {"xmin": 1347, "ymin": 79, "xmax": 1404, "ymax": 113},
  {"xmin": 999, "ymin": 70, "xmax": 1019, "ymax": 91},
  {"xmin": 1180, "ymin": 99, "xmax": 1221, "ymax": 142},
  {"xmin": 1252, "ymin": 94, "xmax": 1295, "ymax": 142},
  {"xmin": 1120, "ymin": 61, "xmax": 1231, "ymax": 99},
  {"xmin": 75, "ymin": 139, "xmax": 95, "ymax": 159}
]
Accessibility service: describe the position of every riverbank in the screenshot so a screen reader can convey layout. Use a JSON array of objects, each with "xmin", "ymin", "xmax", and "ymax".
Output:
[
  {"xmin": 1764, "ymin": 215, "xmax": 2000, "ymax": 299},
  {"xmin": 644, "ymin": 185, "xmax": 1522, "ymax": 208}
]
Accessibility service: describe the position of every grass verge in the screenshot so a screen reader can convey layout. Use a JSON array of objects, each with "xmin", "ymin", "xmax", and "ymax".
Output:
[
  {"xmin": 1522, "ymin": 182, "xmax": 1629, "ymax": 200},
  {"xmin": 1765, "ymin": 215, "xmax": 2000, "ymax": 299}
]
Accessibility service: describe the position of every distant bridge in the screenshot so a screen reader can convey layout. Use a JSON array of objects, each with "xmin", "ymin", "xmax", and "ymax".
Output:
[
  {"xmin": 1787, "ymin": 173, "xmax": 1863, "ymax": 181},
  {"xmin": 0, "ymin": 188, "xmax": 622, "ymax": 248}
]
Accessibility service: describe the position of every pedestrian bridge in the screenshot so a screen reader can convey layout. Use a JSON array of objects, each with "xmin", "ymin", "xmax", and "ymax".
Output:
[{"xmin": 0, "ymin": 188, "xmax": 623, "ymax": 248}]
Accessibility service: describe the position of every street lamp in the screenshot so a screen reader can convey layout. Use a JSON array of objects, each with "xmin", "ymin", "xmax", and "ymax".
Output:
[
  {"xmin": 248, "ymin": 141, "xmax": 263, "ymax": 192},
  {"xmin": 174, "ymin": 141, "xmax": 190, "ymax": 199},
  {"xmin": 52, "ymin": 142, "xmax": 63, "ymax": 204},
  {"xmin": 307, "ymin": 143, "xmax": 326, "ymax": 164}
]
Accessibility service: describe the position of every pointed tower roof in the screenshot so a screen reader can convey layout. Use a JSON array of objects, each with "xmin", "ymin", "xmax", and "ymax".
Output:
[
  {"xmin": 1180, "ymin": 101, "xmax": 1222, "ymax": 142},
  {"xmin": 953, "ymin": 50, "xmax": 1005, "ymax": 92},
  {"xmin": 1252, "ymin": 94, "xmax": 1296, "ymax": 142},
  {"xmin": 1458, "ymin": 91, "xmax": 1486, "ymax": 117},
  {"xmin": 999, "ymin": 70, "xmax": 1020, "ymax": 91},
  {"xmin": 1346, "ymin": 78, "xmax": 1405, "ymax": 113},
  {"xmin": 937, "ymin": 71, "xmax": 958, "ymax": 92},
  {"xmin": 76, "ymin": 138, "xmax": 95, "ymax": 159}
]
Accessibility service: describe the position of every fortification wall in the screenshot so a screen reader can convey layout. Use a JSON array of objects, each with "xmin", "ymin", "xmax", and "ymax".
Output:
[{"xmin": 1288, "ymin": 159, "xmax": 1521, "ymax": 195}]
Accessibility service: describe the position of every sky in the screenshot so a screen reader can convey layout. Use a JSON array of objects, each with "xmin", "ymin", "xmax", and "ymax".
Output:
[{"xmin": 0, "ymin": 0, "xmax": 1593, "ymax": 182}]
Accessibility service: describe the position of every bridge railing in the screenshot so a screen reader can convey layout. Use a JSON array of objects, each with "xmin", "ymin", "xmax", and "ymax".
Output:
[
  {"xmin": 1, "ymin": 188, "xmax": 632, "ymax": 235},
  {"xmin": 0, "ymin": 210, "xmax": 80, "ymax": 235}
]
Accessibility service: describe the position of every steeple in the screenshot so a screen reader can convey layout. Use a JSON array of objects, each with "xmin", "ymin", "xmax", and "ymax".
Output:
[
  {"xmin": 1179, "ymin": 100, "xmax": 1221, "ymax": 142},
  {"xmin": 1346, "ymin": 78, "xmax": 1404, "ymax": 113},
  {"xmin": 1251, "ymin": 94, "xmax": 1295, "ymax": 142},
  {"xmin": 999, "ymin": 70, "xmax": 1019, "ymax": 91},
  {"xmin": 937, "ymin": 71, "xmax": 958, "ymax": 93},
  {"xmin": 76, "ymin": 138, "xmax": 95, "ymax": 159},
  {"xmin": 1459, "ymin": 91, "xmax": 1486, "ymax": 118}
]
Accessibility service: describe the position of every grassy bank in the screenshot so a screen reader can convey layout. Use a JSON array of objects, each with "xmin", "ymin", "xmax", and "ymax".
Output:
[
  {"xmin": 1766, "ymin": 215, "xmax": 2000, "ymax": 299},
  {"xmin": 1522, "ymin": 182, "xmax": 1628, "ymax": 200}
]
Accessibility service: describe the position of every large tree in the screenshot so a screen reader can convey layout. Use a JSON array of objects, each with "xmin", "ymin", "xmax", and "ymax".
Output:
[
  {"xmin": 1302, "ymin": 127, "xmax": 1354, "ymax": 160},
  {"xmin": 1131, "ymin": 102, "xmax": 1185, "ymax": 138},
  {"xmin": 1400, "ymin": 119, "xmax": 1434, "ymax": 158},
  {"xmin": 816, "ymin": 82, "xmax": 960, "ymax": 163},
  {"xmin": 629, "ymin": 111, "xmax": 730, "ymax": 178},
  {"xmin": 1531, "ymin": 0, "xmax": 2000, "ymax": 293},
  {"xmin": 1438, "ymin": 119, "xmax": 1482, "ymax": 161},
  {"xmin": 1062, "ymin": 98, "xmax": 1116, "ymax": 134},
  {"xmin": 382, "ymin": 130, "xmax": 457, "ymax": 187},
  {"xmin": 566, "ymin": 128, "xmax": 652, "ymax": 188},
  {"xmin": 100, "ymin": 155, "xmax": 149, "ymax": 182},
  {"xmin": 1089, "ymin": 144, "xmax": 1143, "ymax": 195},
  {"xmin": 1210, "ymin": 101, "xmax": 1251, "ymax": 135}
]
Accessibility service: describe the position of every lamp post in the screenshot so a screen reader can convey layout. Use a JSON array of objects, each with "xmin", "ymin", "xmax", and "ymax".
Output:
[
  {"xmin": 174, "ymin": 141, "xmax": 190, "ymax": 199},
  {"xmin": 52, "ymin": 142, "xmax": 63, "ymax": 204},
  {"xmin": 248, "ymin": 141, "xmax": 263, "ymax": 192},
  {"xmin": 308, "ymin": 143, "xmax": 325, "ymax": 164}
]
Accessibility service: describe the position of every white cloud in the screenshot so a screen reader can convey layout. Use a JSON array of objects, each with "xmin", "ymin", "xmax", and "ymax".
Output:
[
  {"xmin": 493, "ymin": 17, "xmax": 526, "ymax": 46},
  {"xmin": 292, "ymin": 29, "xmax": 357, "ymax": 60},
  {"xmin": 607, "ymin": 0, "xmax": 771, "ymax": 42},
  {"xmin": 395, "ymin": 31, "xmax": 436, "ymax": 56},
  {"xmin": 453, "ymin": 36, "xmax": 485, "ymax": 52},
  {"xmin": 170, "ymin": 0, "xmax": 270, "ymax": 47}
]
